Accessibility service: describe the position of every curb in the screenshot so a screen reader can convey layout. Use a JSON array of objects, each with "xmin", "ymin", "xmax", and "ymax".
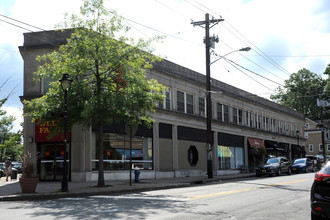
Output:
[{"xmin": 0, "ymin": 173, "xmax": 256, "ymax": 201}]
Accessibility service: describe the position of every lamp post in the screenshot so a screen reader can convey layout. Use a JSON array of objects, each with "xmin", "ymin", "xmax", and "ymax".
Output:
[
  {"xmin": 296, "ymin": 130, "xmax": 300, "ymax": 146},
  {"xmin": 206, "ymin": 46, "xmax": 250, "ymax": 178},
  {"xmin": 59, "ymin": 73, "xmax": 72, "ymax": 192}
]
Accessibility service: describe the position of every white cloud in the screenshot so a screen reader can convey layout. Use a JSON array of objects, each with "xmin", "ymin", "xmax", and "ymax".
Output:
[{"xmin": 2, "ymin": 106, "xmax": 23, "ymax": 132}]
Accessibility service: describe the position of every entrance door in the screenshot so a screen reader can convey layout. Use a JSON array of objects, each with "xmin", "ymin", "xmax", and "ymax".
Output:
[{"xmin": 38, "ymin": 143, "xmax": 70, "ymax": 181}]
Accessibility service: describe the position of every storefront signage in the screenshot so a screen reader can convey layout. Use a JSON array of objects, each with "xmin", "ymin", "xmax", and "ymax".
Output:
[{"xmin": 35, "ymin": 120, "xmax": 71, "ymax": 142}]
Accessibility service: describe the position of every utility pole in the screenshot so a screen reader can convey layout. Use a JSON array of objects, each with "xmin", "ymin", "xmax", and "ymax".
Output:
[{"xmin": 192, "ymin": 14, "xmax": 224, "ymax": 179}]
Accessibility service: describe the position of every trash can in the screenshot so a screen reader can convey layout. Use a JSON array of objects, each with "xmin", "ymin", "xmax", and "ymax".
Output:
[{"xmin": 10, "ymin": 168, "xmax": 18, "ymax": 180}]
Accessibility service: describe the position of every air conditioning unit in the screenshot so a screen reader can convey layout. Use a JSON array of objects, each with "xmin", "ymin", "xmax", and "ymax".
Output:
[{"xmin": 305, "ymin": 123, "xmax": 310, "ymax": 129}]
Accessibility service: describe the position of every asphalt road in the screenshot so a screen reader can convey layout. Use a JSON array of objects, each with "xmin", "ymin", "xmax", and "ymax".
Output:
[{"xmin": 0, "ymin": 172, "xmax": 315, "ymax": 219}]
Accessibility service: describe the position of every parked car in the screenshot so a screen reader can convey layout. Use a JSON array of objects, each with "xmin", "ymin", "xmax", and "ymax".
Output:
[
  {"xmin": 291, "ymin": 158, "xmax": 315, "ymax": 173},
  {"xmin": 311, "ymin": 161, "xmax": 330, "ymax": 219},
  {"xmin": 0, "ymin": 162, "xmax": 4, "ymax": 177},
  {"xmin": 11, "ymin": 162, "xmax": 22, "ymax": 173},
  {"xmin": 307, "ymin": 155, "xmax": 323, "ymax": 171},
  {"xmin": 256, "ymin": 157, "xmax": 291, "ymax": 177}
]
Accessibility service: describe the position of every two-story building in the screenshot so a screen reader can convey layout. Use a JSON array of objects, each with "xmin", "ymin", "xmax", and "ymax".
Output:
[
  {"xmin": 19, "ymin": 30, "xmax": 306, "ymax": 182},
  {"xmin": 305, "ymin": 118, "xmax": 330, "ymax": 161}
]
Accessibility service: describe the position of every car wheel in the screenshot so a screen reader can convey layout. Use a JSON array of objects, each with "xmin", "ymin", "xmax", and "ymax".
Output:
[
  {"xmin": 287, "ymin": 168, "xmax": 291, "ymax": 175},
  {"xmin": 276, "ymin": 169, "xmax": 281, "ymax": 176},
  {"xmin": 311, "ymin": 211, "xmax": 322, "ymax": 220},
  {"xmin": 256, "ymin": 173, "xmax": 261, "ymax": 177}
]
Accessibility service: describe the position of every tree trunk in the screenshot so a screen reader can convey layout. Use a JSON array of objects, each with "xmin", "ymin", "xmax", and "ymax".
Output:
[{"xmin": 97, "ymin": 122, "xmax": 105, "ymax": 187}]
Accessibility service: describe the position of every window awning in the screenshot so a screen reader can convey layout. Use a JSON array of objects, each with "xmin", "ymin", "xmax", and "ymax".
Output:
[
  {"xmin": 248, "ymin": 137, "xmax": 265, "ymax": 149},
  {"xmin": 265, "ymin": 140, "xmax": 284, "ymax": 151}
]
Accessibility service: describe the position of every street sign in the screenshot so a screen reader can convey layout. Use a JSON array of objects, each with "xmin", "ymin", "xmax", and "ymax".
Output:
[{"xmin": 317, "ymin": 98, "xmax": 330, "ymax": 107}]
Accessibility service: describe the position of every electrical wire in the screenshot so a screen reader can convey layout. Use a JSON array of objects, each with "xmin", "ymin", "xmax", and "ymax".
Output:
[
  {"xmin": 223, "ymin": 57, "xmax": 284, "ymax": 87},
  {"xmin": 223, "ymin": 58, "xmax": 275, "ymax": 92}
]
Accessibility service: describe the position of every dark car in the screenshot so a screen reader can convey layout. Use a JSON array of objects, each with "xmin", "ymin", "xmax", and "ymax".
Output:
[
  {"xmin": 0, "ymin": 162, "xmax": 4, "ymax": 177},
  {"xmin": 11, "ymin": 162, "xmax": 22, "ymax": 173},
  {"xmin": 311, "ymin": 161, "xmax": 330, "ymax": 219},
  {"xmin": 291, "ymin": 158, "xmax": 315, "ymax": 173},
  {"xmin": 256, "ymin": 157, "xmax": 291, "ymax": 177}
]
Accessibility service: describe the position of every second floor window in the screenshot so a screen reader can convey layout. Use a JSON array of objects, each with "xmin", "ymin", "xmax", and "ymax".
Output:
[
  {"xmin": 309, "ymin": 144, "xmax": 314, "ymax": 152},
  {"xmin": 232, "ymin": 108, "xmax": 238, "ymax": 124},
  {"xmin": 159, "ymin": 88, "xmax": 171, "ymax": 110},
  {"xmin": 217, "ymin": 103, "xmax": 222, "ymax": 121},
  {"xmin": 177, "ymin": 91, "xmax": 185, "ymax": 112},
  {"xmin": 186, "ymin": 94, "xmax": 193, "ymax": 114},
  {"xmin": 176, "ymin": 91, "xmax": 193, "ymax": 114},
  {"xmin": 238, "ymin": 109, "xmax": 243, "ymax": 125},
  {"xmin": 319, "ymin": 144, "xmax": 323, "ymax": 152},
  {"xmin": 199, "ymin": 97, "xmax": 205, "ymax": 117},
  {"xmin": 224, "ymin": 105, "xmax": 229, "ymax": 122}
]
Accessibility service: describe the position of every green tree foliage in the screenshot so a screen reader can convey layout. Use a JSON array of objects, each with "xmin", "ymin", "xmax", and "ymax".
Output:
[
  {"xmin": 24, "ymin": 0, "xmax": 165, "ymax": 186},
  {"xmin": 270, "ymin": 68, "xmax": 326, "ymax": 120}
]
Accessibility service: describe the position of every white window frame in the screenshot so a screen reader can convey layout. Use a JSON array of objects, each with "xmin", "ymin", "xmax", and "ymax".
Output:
[
  {"xmin": 319, "ymin": 144, "xmax": 323, "ymax": 152},
  {"xmin": 176, "ymin": 90, "xmax": 194, "ymax": 114},
  {"xmin": 308, "ymin": 144, "xmax": 314, "ymax": 152},
  {"xmin": 198, "ymin": 97, "xmax": 206, "ymax": 117}
]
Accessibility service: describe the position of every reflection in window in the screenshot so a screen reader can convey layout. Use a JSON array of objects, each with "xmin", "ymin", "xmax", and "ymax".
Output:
[
  {"xmin": 218, "ymin": 145, "xmax": 244, "ymax": 169},
  {"xmin": 92, "ymin": 132, "xmax": 153, "ymax": 170},
  {"xmin": 177, "ymin": 91, "xmax": 184, "ymax": 112},
  {"xmin": 186, "ymin": 93, "xmax": 193, "ymax": 114}
]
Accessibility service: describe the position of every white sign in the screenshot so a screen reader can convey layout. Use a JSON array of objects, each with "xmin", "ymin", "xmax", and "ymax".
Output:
[{"xmin": 317, "ymin": 98, "xmax": 330, "ymax": 107}]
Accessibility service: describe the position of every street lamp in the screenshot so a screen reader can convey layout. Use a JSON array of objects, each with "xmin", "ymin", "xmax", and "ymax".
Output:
[
  {"xmin": 210, "ymin": 47, "xmax": 251, "ymax": 65},
  {"xmin": 206, "ymin": 46, "xmax": 250, "ymax": 179},
  {"xmin": 296, "ymin": 130, "xmax": 300, "ymax": 146},
  {"xmin": 59, "ymin": 73, "xmax": 72, "ymax": 192}
]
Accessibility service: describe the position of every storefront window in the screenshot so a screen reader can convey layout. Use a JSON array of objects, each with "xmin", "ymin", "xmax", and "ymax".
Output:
[
  {"xmin": 92, "ymin": 132, "xmax": 153, "ymax": 170},
  {"xmin": 218, "ymin": 145, "xmax": 244, "ymax": 169}
]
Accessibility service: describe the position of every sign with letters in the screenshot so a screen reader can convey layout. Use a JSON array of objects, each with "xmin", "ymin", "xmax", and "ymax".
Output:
[{"xmin": 35, "ymin": 120, "xmax": 71, "ymax": 142}]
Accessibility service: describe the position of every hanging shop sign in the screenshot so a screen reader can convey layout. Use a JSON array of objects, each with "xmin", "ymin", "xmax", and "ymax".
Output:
[{"xmin": 35, "ymin": 120, "xmax": 71, "ymax": 142}]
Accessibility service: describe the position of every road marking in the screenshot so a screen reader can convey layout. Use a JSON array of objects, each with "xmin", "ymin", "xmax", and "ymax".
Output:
[
  {"xmin": 263, "ymin": 179, "xmax": 311, "ymax": 187},
  {"xmin": 187, "ymin": 178, "xmax": 312, "ymax": 200},
  {"xmin": 187, "ymin": 187, "xmax": 255, "ymax": 200},
  {"xmin": 90, "ymin": 195, "xmax": 187, "ymax": 201}
]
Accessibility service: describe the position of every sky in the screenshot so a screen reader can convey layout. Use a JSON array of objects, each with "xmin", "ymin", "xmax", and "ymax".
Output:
[{"xmin": 0, "ymin": 0, "xmax": 330, "ymax": 131}]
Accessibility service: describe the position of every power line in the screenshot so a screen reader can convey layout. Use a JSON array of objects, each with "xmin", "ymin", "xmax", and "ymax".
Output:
[
  {"xmin": 223, "ymin": 58, "xmax": 275, "ymax": 92},
  {"xmin": 222, "ymin": 21, "xmax": 291, "ymax": 76},
  {"xmin": 223, "ymin": 57, "xmax": 284, "ymax": 87}
]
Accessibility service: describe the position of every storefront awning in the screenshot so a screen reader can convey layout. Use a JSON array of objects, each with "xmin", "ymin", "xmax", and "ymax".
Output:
[
  {"xmin": 248, "ymin": 137, "xmax": 265, "ymax": 149},
  {"xmin": 265, "ymin": 140, "xmax": 284, "ymax": 151},
  {"xmin": 292, "ymin": 144, "xmax": 306, "ymax": 153}
]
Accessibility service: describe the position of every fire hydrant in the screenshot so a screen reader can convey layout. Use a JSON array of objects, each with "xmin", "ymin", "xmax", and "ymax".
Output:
[{"xmin": 134, "ymin": 166, "xmax": 140, "ymax": 182}]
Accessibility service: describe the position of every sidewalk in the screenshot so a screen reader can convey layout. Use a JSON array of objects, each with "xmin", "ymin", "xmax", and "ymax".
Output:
[{"xmin": 0, "ymin": 173, "xmax": 255, "ymax": 201}]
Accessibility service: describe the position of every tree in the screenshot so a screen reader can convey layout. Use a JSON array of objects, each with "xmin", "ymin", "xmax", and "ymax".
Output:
[
  {"xmin": 24, "ymin": 0, "xmax": 165, "ymax": 187},
  {"xmin": 270, "ymin": 68, "xmax": 326, "ymax": 120}
]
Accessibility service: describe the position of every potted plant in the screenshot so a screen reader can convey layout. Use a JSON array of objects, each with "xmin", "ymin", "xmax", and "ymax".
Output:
[{"xmin": 19, "ymin": 151, "xmax": 39, "ymax": 193}]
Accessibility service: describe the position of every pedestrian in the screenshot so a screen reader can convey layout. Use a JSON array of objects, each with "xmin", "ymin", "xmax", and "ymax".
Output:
[{"xmin": 4, "ymin": 157, "xmax": 12, "ymax": 181}]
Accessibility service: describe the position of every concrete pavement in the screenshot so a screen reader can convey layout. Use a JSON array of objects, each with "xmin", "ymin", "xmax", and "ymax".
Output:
[{"xmin": 0, "ymin": 173, "xmax": 255, "ymax": 201}]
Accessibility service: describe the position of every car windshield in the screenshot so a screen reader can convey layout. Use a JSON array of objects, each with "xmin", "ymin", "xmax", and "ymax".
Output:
[
  {"xmin": 293, "ymin": 159, "xmax": 306, "ymax": 164},
  {"xmin": 12, "ymin": 163, "xmax": 22, "ymax": 169},
  {"xmin": 266, "ymin": 158, "xmax": 279, "ymax": 163}
]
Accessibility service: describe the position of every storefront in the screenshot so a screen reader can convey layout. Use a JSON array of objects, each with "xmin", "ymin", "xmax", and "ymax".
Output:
[
  {"xmin": 91, "ymin": 123, "xmax": 153, "ymax": 171},
  {"xmin": 218, "ymin": 133, "xmax": 244, "ymax": 170},
  {"xmin": 247, "ymin": 137, "xmax": 265, "ymax": 169},
  {"xmin": 35, "ymin": 120, "xmax": 71, "ymax": 181}
]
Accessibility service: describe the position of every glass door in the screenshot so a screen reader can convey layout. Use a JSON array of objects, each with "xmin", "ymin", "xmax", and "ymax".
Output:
[{"xmin": 38, "ymin": 143, "xmax": 70, "ymax": 181}]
